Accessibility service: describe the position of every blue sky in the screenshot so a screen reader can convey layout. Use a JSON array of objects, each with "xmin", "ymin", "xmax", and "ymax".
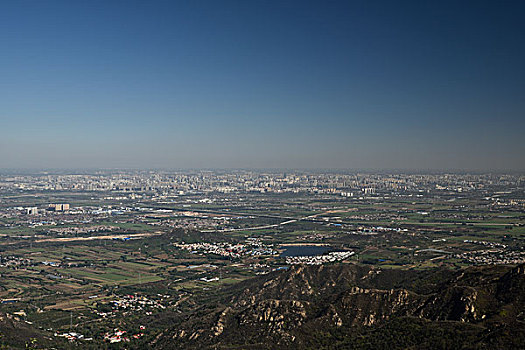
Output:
[{"xmin": 1, "ymin": 0, "xmax": 524, "ymax": 170}]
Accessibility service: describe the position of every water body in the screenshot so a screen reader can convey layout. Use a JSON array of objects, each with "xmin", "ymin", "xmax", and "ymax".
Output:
[{"xmin": 280, "ymin": 246, "xmax": 331, "ymax": 257}]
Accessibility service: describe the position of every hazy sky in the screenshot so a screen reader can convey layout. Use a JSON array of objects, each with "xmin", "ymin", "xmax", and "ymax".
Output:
[{"xmin": 1, "ymin": 0, "xmax": 524, "ymax": 170}]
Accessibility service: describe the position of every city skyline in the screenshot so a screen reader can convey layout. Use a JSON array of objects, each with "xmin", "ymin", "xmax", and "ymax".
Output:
[{"xmin": 1, "ymin": 0, "xmax": 524, "ymax": 170}]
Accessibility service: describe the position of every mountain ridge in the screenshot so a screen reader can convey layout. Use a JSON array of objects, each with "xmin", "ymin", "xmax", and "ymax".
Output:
[{"xmin": 155, "ymin": 263, "xmax": 525, "ymax": 349}]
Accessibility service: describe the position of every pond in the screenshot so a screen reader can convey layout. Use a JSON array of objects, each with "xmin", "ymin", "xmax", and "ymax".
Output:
[{"xmin": 280, "ymin": 245, "xmax": 331, "ymax": 257}]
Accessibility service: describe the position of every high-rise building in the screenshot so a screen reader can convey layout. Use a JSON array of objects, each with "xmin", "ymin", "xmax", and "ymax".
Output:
[
  {"xmin": 25, "ymin": 207, "xmax": 38, "ymax": 215},
  {"xmin": 48, "ymin": 203, "xmax": 70, "ymax": 212}
]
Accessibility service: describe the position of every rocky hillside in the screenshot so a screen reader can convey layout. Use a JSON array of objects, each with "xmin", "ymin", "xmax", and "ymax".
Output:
[
  {"xmin": 0, "ymin": 312, "xmax": 55, "ymax": 349},
  {"xmin": 153, "ymin": 264, "xmax": 525, "ymax": 349}
]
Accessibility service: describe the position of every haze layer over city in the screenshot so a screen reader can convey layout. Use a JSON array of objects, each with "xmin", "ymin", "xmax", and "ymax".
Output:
[
  {"xmin": 0, "ymin": 1, "xmax": 524, "ymax": 349},
  {"xmin": 1, "ymin": 0, "xmax": 524, "ymax": 171}
]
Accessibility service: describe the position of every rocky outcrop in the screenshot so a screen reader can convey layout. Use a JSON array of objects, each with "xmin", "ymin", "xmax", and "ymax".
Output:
[{"xmin": 158, "ymin": 263, "xmax": 525, "ymax": 349}]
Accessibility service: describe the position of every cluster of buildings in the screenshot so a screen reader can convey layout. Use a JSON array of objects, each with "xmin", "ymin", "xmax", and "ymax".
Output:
[
  {"xmin": 0, "ymin": 255, "xmax": 31, "ymax": 267},
  {"xmin": 21, "ymin": 204, "xmax": 70, "ymax": 215},
  {"xmin": 454, "ymin": 249, "xmax": 525, "ymax": 265},
  {"xmin": 349, "ymin": 226, "xmax": 409, "ymax": 235},
  {"xmin": 55, "ymin": 332, "xmax": 91, "ymax": 342},
  {"xmin": 285, "ymin": 251, "xmax": 355, "ymax": 265},
  {"xmin": 142, "ymin": 210, "xmax": 233, "ymax": 231},
  {"xmin": 463, "ymin": 240, "xmax": 508, "ymax": 249},
  {"xmin": 110, "ymin": 294, "xmax": 167, "ymax": 313},
  {"xmin": 47, "ymin": 225, "xmax": 116, "ymax": 235},
  {"xmin": 1, "ymin": 171, "xmax": 522, "ymax": 201},
  {"xmin": 175, "ymin": 238, "xmax": 277, "ymax": 258},
  {"xmin": 103, "ymin": 326, "xmax": 145, "ymax": 343}
]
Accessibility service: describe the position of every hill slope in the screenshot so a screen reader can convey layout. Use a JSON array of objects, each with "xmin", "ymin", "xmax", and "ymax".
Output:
[{"xmin": 154, "ymin": 264, "xmax": 525, "ymax": 349}]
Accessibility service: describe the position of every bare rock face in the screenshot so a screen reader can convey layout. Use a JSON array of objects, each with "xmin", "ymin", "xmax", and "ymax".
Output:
[{"xmin": 158, "ymin": 264, "xmax": 525, "ymax": 349}]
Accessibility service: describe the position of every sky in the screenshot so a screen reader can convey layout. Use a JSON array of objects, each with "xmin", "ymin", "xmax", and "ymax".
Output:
[{"xmin": 1, "ymin": 0, "xmax": 524, "ymax": 171}]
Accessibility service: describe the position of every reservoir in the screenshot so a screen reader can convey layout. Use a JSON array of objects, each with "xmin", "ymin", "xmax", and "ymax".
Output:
[{"xmin": 280, "ymin": 245, "xmax": 331, "ymax": 257}]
